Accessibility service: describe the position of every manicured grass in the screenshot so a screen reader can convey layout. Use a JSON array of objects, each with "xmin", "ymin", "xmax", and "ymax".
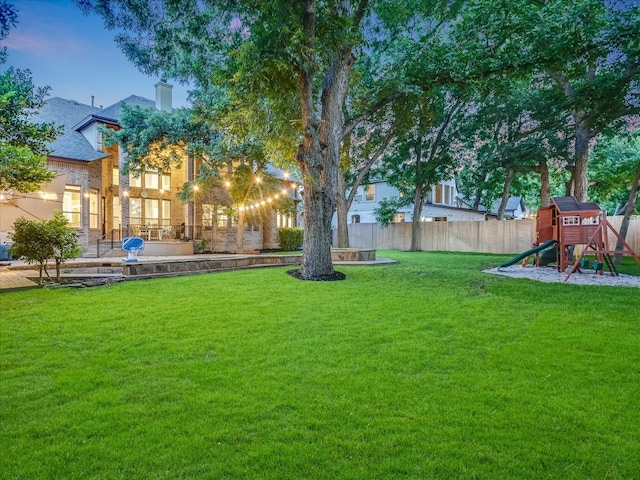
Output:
[{"xmin": 1, "ymin": 251, "xmax": 639, "ymax": 479}]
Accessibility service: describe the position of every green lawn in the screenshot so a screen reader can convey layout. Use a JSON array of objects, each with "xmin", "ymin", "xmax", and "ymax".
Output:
[{"xmin": 1, "ymin": 251, "xmax": 639, "ymax": 479}]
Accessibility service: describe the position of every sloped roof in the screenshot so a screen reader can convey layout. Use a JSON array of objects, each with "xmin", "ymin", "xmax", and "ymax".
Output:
[
  {"xmin": 552, "ymin": 196, "xmax": 600, "ymax": 213},
  {"xmin": 458, "ymin": 195, "xmax": 526, "ymax": 217},
  {"xmin": 491, "ymin": 196, "xmax": 526, "ymax": 214},
  {"xmin": 100, "ymin": 95, "xmax": 156, "ymax": 120},
  {"xmin": 34, "ymin": 97, "xmax": 108, "ymax": 162},
  {"xmin": 35, "ymin": 95, "xmax": 157, "ymax": 163}
]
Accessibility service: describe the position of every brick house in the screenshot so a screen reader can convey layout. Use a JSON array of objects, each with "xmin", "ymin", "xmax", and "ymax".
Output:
[{"xmin": 26, "ymin": 82, "xmax": 298, "ymax": 255}]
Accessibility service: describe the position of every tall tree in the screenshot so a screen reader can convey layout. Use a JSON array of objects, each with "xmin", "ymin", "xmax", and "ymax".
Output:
[
  {"xmin": 456, "ymin": 79, "xmax": 571, "ymax": 217},
  {"xmin": 76, "ymin": 0, "xmax": 460, "ymax": 280},
  {"xmin": 0, "ymin": 3, "xmax": 59, "ymax": 193},
  {"xmin": 378, "ymin": 90, "xmax": 462, "ymax": 250},
  {"xmin": 589, "ymin": 131, "xmax": 640, "ymax": 263},
  {"xmin": 450, "ymin": 0, "xmax": 640, "ymax": 202}
]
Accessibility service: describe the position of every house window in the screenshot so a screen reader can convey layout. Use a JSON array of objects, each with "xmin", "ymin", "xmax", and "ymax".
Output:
[
  {"xmin": 202, "ymin": 204, "xmax": 215, "ymax": 230},
  {"xmin": 145, "ymin": 198, "xmax": 159, "ymax": 225},
  {"xmin": 63, "ymin": 185, "xmax": 81, "ymax": 228},
  {"xmin": 144, "ymin": 170, "xmax": 159, "ymax": 190},
  {"xmin": 278, "ymin": 210, "xmax": 295, "ymax": 228},
  {"xmin": 217, "ymin": 206, "xmax": 233, "ymax": 228},
  {"xmin": 354, "ymin": 194, "xmax": 362, "ymax": 203},
  {"xmin": 425, "ymin": 190, "xmax": 433, "ymax": 204},
  {"xmin": 161, "ymin": 174, "xmax": 171, "ymax": 191},
  {"xmin": 89, "ymin": 189, "xmax": 99, "ymax": 229},
  {"xmin": 435, "ymin": 184, "xmax": 443, "ymax": 204},
  {"xmin": 365, "ymin": 184, "xmax": 375, "ymax": 202},
  {"xmin": 130, "ymin": 198, "xmax": 142, "ymax": 225},
  {"xmin": 112, "ymin": 167, "xmax": 119, "ymax": 186},
  {"xmin": 562, "ymin": 216, "xmax": 580, "ymax": 226},
  {"xmin": 161, "ymin": 200, "xmax": 171, "ymax": 226},
  {"xmin": 112, "ymin": 196, "xmax": 121, "ymax": 229},
  {"xmin": 129, "ymin": 173, "xmax": 142, "ymax": 188},
  {"xmin": 351, "ymin": 214, "xmax": 360, "ymax": 224},
  {"xmin": 444, "ymin": 185, "xmax": 451, "ymax": 205}
]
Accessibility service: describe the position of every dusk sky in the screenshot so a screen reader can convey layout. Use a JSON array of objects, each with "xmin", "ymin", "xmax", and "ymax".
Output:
[{"xmin": 4, "ymin": 0, "xmax": 192, "ymax": 109}]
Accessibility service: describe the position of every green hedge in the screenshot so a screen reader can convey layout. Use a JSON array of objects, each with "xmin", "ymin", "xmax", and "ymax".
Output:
[{"xmin": 278, "ymin": 227, "xmax": 304, "ymax": 251}]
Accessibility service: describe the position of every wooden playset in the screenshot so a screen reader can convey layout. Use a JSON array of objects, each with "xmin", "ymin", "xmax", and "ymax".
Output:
[{"xmin": 536, "ymin": 196, "xmax": 640, "ymax": 282}]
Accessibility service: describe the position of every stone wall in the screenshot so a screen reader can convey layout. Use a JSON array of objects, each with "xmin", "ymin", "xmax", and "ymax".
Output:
[{"xmin": 123, "ymin": 254, "xmax": 301, "ymax": 276}]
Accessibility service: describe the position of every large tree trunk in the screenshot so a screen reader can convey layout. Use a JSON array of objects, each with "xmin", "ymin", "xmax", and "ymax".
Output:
[
  {"xmin": 572, "ymin": 119, "xmax": 591, "ymax": 202},
  {"xmin": 410, "ymin": 187, "xmax": 425, "ymax": 251},
  {"xmin": 297, "ymin": 0, "xmax": 355, "ymax": 280},
  {"xmin": 497, "ymin": 168, "xmax": 515, "ymax": 220},
  {"xmin": 614, "ymin": 169, "xmax": 640, "ymax": 264},
  {"xmin": 537, "ymin": 159, "xmax": 551, "ymax": 207},
  {"xmin": 410, "ymin": 140, "xmax": 424, "ymax": 251},
  {"xmin": 335, "ymin": 172, "xmax": 350, "ymax": 248}
]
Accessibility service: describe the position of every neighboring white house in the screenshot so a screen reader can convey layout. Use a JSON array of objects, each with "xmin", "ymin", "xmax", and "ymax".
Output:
[
  {"xmin": 458, "ymin": 196, "xmax": 528, "ymax": 220},
  {"xmin": 335, "ymin": 179, "xmax": 487, "ymax": 226}
]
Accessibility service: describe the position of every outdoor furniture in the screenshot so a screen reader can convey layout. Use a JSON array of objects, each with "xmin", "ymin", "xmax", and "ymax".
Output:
[{"xmin": 162, "ymin": 225, "xmax": 174, "ymax": 240}]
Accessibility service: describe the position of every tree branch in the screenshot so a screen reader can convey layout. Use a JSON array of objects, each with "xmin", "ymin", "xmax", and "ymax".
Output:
[{"xmin": 342, "ymin": 91, "xmax": 403, "ymax": 138}]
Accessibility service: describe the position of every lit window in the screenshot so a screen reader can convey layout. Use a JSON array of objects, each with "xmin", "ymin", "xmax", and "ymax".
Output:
[
  {"xmin": 365, "ymin": 184, "xmax": 375, "ymax": 202},
  {"xmin": 435, "ymin": 184, "xmax": 443, "ymax": 204},
  {"xmin": 112, "ymin": 196, "xmax": 121, "ymax": 228},
  {"xmin": 203, "ymin": 204, "xmax": 214, "ymax": 230},
  {"xmin": 145, "ymin": 199, "xmax": 159, "ymax": 224},
  {"xmin": 161, "ymin": 174, "xmax": 171, "ymax": 190},
  {"xmin": 145, "ymin": 171, "xmax": 159, "ymax": 190},
  {"xmin": 129, "ymin": 173, "xmax": 141, "ymax": 188},
  {"xmin": 161, "ymin": 200, "xmax": 171, "ymax": 226},
  {"xmin": 130, "ymin": 198, "xmax": 142, "ymax": 225},
  {"xmin": 217, "ymin": 206, "xmax": 229, "ymax": 229},
  {"xmin": 89, "ymin": 189, "xmax": 99, "ymax": 229},
  {"xmin": 277, "ymin": 211, "xmax": 293, "ymax": 228},
  {"xmin": 63, "ymin": 185, "xmax": 81, "ymax": 228},
  {"xmin": 351, "ymin": 214, "xmax": 360, "ymax": 224},
  {"xmin": 112, "ymin": 167, "xmax": 119, "ymax": 186}
]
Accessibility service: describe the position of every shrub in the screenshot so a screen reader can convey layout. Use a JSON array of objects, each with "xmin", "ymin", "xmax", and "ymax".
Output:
[
  {"xmin": 10, "ymin": 210, "xmax": 81, "ymax": 282},
  {"xmin": 278, "ymin": 227, "xmax": 303, "ymax": 251}
]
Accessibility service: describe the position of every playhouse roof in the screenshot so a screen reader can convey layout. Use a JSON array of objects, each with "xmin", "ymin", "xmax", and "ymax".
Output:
[{"xmin": 552, "ymin": 196, "xmax": 601, "ymax": 214}]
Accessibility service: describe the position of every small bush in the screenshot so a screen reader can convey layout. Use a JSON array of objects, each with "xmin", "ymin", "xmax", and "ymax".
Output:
[
  {"xmin": 10, "ymin": 210, "xmax": 81, "ymax": 282},
  {"xmin": 278, "ymin": 227, "xmax": 303, "ymax": 251}
]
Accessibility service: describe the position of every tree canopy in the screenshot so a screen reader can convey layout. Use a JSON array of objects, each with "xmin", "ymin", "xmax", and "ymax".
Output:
[
  {"xmin": 0, "ymin": 2, "xmax": 59, "ymax": 193},
  {"xmin": 77, "ymin": 0, "xmax": 462, "ymax": 279}
]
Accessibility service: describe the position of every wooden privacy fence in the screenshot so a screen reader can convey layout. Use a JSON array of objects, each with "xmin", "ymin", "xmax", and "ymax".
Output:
[{"xmin": 343, "ymin": 216, "xmax": 640, "ymax": 255}]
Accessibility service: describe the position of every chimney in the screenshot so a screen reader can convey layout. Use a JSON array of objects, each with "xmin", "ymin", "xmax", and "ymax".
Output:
[
  {"xmin": 155, "ymin": 79, "xmax": 173, "ymax": 113},
  {"xmin": 91, "ymin": 95, "xmax": 95, "ymax": 107}
]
